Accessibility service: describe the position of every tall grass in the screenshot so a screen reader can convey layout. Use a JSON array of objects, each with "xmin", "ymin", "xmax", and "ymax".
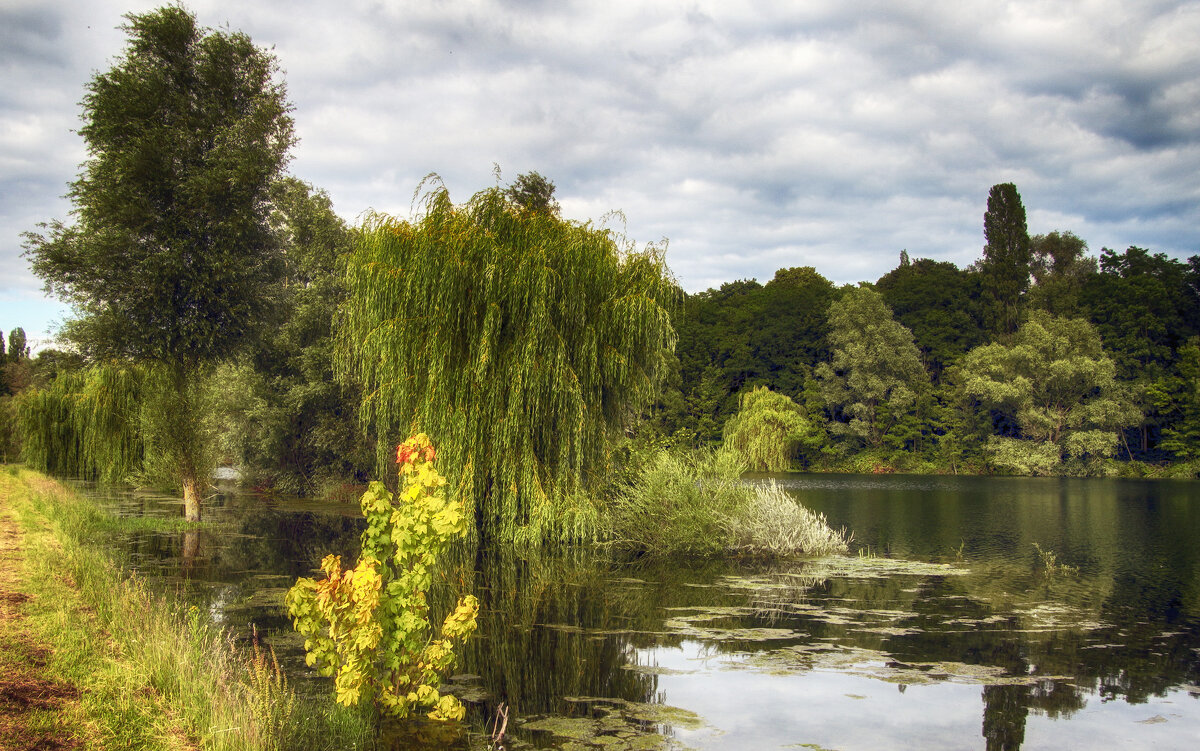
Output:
[
  {"xmin": 725, "ymin": 481, "xmax": 848, "ymax": 556},
  {"xmin": 606, "ymin": 449, "xmax": 848, "ymax": 557},
  {"xmin": 2, "ymin": 469, "xmax": 376, "ymax": 750}
]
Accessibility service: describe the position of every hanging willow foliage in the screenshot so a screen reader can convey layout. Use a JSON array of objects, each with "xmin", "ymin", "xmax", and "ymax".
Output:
[
  {"xmin": 14, "ymin": 362, "xmax": 144, "ymax": 483},
  {"xmin": 339, "ymin": 186, "xmax": 678, "ymax": 545}
]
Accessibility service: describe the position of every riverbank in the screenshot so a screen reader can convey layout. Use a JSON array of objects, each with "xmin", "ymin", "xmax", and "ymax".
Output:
[
  {"xmin": 804, "ymin": 451, "xmax": 1200, "ymax": 479},
  {"xmin": 0, "ymin": 466, "xmax": 374, "ymax": 751}
]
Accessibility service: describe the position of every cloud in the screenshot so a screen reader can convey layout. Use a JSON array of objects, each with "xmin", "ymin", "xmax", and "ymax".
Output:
[{"xmin": 2, "ymin": 0, "xmax": 1197, "ymax": 339}]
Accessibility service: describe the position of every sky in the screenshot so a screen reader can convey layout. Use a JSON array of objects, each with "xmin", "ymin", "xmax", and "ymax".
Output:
[{"xmin": 2, "ymin": 0, "xmax": 1199, "ymax": 345}]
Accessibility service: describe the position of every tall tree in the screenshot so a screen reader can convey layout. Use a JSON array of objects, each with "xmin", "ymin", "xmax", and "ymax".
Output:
[
  {"xmin": 816, "ymin": 286, "xmax": 930, "ymax": 450},
  {"xmin": 22, "ymin": 6, "xmax": 294, "ymax": 520},
  {"xmin": 7, "ymin": 329, "xmax": 28, "ymax": 363},
  {"xmin": 340, "ymin": 186, "xmax": 677, "ymax": 544},
  {"xmin": 980, "ymin": 183, "xmax": 1032, "ymax": 335}
]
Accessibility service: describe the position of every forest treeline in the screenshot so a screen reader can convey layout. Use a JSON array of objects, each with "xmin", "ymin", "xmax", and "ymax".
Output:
[{"xmin": 655, "ymin": 188, "xmax": 1200, "ymax": 477}]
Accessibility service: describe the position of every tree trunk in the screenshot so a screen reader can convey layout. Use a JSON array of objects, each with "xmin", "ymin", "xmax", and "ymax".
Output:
[{"xmin": 183, "ymin": 473, "xmax": 202, "ymax": 523}]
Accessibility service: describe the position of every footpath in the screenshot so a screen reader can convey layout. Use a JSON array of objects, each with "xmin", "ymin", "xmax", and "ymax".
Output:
[{"xmin": 0, "ymin": 489, "xmax": 80, "ymax": 750}]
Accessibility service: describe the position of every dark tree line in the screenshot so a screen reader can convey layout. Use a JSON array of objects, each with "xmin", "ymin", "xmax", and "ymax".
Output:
[{"xmin": 659, "ymin": 183, "xmax": 1200, "ymax": 473}]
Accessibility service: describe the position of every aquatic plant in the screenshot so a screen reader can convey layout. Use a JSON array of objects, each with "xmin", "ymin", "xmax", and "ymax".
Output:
[
  {"xmin": 607, "ymin": 448, "xmax": 746, "ymax": 556},
  {"xmin": 608, "ymin": 448, "xmax": 847, "ymax": 557},
  {"xmin": 1032, "ymin": 542, "xmax": 1079, "ymax": 577},
  {"xmin": 725, "ymin": 481, "xmax": 849, "ymax": 557},
  {"xmin": 286, "ymin": 434, "xmax": 479, "ymax": 721},
  {"xmin": 338, "ymin": 183, "xmax": 677, "ymax": 544}
]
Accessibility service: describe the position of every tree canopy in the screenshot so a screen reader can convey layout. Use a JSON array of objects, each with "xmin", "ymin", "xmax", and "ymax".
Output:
[
  {"xmin": 24, "ymin": 6, "xmax": 294, "ymax": 368},
  {"xmin": 816, "ymin": 286, "xmax": 929, "ymax": 449},
  {"xmin": 957, "ymin": 312, "xmax": 1139, "ymax": 475},
  {"xmin": 340, "ymin": 185, "xmax": 677, "ymax": 544},
  {"xmin": 980, "ymin": 183, "xmax": 1032, "ymax": 335},
  {"xmin": 21, "ymin": 5, "xmax": 295, "ymax": 520},
  {"xmin": 723, "ymin": 386, "xmax": 820, "ymax": 471}
]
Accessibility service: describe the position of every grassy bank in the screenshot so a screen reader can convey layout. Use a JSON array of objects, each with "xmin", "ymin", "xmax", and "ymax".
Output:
[{"xmin": 0, "ymin": 466, "xmax": 376, "ymax": 750}]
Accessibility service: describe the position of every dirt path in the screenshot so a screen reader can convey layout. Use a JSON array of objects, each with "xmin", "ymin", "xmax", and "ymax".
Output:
[{"xmin": 0, "ymin": 500, "xmax": 81, "ymax": 750}]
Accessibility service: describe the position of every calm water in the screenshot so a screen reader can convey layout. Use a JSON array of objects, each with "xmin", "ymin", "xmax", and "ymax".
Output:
[{"xmin": 84, "ymin": 474, "xmax": 1200, "ymax": 750}]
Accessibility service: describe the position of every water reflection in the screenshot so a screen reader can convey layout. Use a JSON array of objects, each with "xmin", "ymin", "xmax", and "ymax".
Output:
[{"xmin": 75, "ymin": 475, "xmax": 1200, "ymax": 750}]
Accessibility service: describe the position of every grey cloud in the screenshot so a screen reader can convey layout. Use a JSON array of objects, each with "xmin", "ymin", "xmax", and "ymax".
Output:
[
  {"xmin": 0, "ymin": 5, "xmax": 65, "ymax": 66},
  {"xmin": 2, "ymin": 0, "xmax": 1198, "ymax": 339}
]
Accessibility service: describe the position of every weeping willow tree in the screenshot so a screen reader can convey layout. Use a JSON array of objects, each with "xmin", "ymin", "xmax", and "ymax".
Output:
[
  {"xmin": 340, "ymin": 184, "xmax": 677, "ymax": 544},
  {"xmin": 14, "ymin": 362, "xmax": 144, "ymax": 483},
  {"xmin": 723, "ymin": 386, "xmax": 821, "ymax": 472}
]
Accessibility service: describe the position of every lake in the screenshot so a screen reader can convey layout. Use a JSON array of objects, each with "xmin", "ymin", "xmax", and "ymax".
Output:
[{"xmin": 85, "ymin": 473, "xmax": 1200, "ymax": 750}]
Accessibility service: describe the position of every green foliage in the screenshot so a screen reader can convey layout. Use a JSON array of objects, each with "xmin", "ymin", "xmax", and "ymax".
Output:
[
  {"xmin": 957, "ymin": 312, "xmax": 1140, "ymax": 475},
  {"xmin": 21, "ymin": 6, "xmax": 295, "ymax": 518},
  {"xmin": 504, "ymin": 170, "xmax": 561, "ymax": 215},
  {"xmin": 607, "ymin": 449, "xmax": 747, "ymax": 556},
  {"xmin": 339, "ymin": 184, "xmax": 676, "ymax": 543},
  {"xmin": 1027, "ymin": 231, "xmax": 1096, "ymax": 318},
  {"xmin": 723, "ymin": 386, "xmax": 822, "ymax": 471},
  {"xmin": 876, "ymin": 257, "xmax": 985, "ymax": 379},
  {"xmin": 13, "ymin": 363, "xmax": 144, "ymax": 483},
  {"xmin": 673, "ymin": 268, "xmax": 835, "ymax": 435},
  {"xmin": 816, "ymin": 286, "xmax": 930, "ymax": 450},
  {"xmin": 287, "ymin": 434, "xmax": 479, "ymax": 721},
  {"xmin": 1080, "ymin": 246, "xmax": 1199, "ymax": 381},
  {"xmin": 220, "ymin": 178, "xmax": 371, "ymax": 494},
  {"xmin": 980, "ymin": 182, "xmax": 1032, "ymax": 335},
  {"xmin": 23, "ymin": 6, "xmax": 294, "ymax": 368},
  {"xmin": 607, "ymin": 448, "xmax": 846, "ymax": 557},
  {"xmin": 1147, "ymin": 337, "xmax": 1200, "ymax": 459},
  {"xmin": 7, "ymin": 328, "xmax": 28, "ymax": 363},
  {"xmin": 137, "ymin": 365, "xmax": 220, "ymax": 493}
]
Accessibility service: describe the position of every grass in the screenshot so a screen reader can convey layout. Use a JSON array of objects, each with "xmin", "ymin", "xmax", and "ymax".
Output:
[
  {"xmin": 607, "ymin": 449, "xmax": 848, "ymax": 558},
  {"xmin": 725, "ymin": 481, "xmax": 848, "ymax": 557},
  {"xmin": 0, "ymin": 466, "xmax": 378, "ymax": 750}
]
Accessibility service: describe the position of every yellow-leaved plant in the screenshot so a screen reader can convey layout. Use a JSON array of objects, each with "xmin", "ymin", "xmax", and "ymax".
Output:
[{"xmin": 285, "ymin": 433, "xmax": 479, "ymax": 720}]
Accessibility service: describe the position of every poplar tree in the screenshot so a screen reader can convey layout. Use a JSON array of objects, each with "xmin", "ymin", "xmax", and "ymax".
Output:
[
  {"xmin": 22, "ymin": 6, "xmax": 294, "ymax": 520},
  {"xmin": 340, "ymin": 186, "xmax": 677, "ymax": 544},
  {"xmin": 981, "ymin": 183, "xmax": 1032, "ymax": 335}
]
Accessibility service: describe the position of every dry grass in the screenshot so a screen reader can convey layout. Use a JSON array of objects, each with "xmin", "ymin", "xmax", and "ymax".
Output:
[{"xmin": 724, "ymin": 481, "xmax": 849, "ymax": 557}]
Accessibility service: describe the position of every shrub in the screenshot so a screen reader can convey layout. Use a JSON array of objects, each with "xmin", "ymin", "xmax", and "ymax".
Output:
[
  {"xmin": 726, "ymin": 481, "xmax": 848, "ymax": 556},
  {"xmin": 287, "ymin": 434, "xmax": 479, "ymax": 721}
]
